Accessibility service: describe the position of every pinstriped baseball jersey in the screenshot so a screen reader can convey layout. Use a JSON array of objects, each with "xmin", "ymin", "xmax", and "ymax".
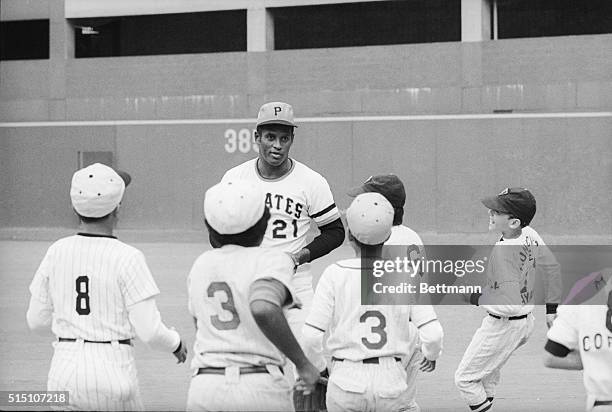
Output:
[
  {"xmin": 306, "ymin": 258, "xmax": 437, "ymax": 361},
  {"xmin": 29, "ymin": 234, "xmax": 160, "ymax": 341},
  {"xmin": 479, "ymin": 228, "xmax": 545, "ymax": 317},
  {"xmin": 188, "ymin": 245, "xmax": 298, "ymax": 368},
  {"xmin": 222, "ymin": 158, "xmax": 340, "ymax": 254},
  {"xmin": 547, "ymin": 302, "xmax": 612, "ymax": 405}
]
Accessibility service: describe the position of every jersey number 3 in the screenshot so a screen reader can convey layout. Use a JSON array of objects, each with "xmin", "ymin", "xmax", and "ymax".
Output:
[
  {"xmin": 75, "ymin": 275, "xmax": 90, "ymax": 315},
  {"xmin": 208, "ymin": 282, "xmax": 240, "ymax": 330},
  {"xmin": 360, "ymin": 310, "xmax": 387, "ymax": 349}
]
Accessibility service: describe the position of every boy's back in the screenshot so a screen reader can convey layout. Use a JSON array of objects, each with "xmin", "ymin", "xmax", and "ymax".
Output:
[
  {"xmin": 188, "ymin": 245, "xmax": 296, "ymax": 368},
  {"xmin": 30, "ymin": 234, "xmax": 159, "ymax": 341}
]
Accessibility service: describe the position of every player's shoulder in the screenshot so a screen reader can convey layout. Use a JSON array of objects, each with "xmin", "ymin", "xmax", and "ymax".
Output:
[
  {"xmin": 223, "ymin": 158, "xmax": 257, "ymax": 179},
  {"xmin": 386, "ymin": 225, "xmax": 424, "ymax": 245},
  {"xmin": 291, "ymin": 159, "xmax": 329, "ymax": 183},
  {"xmin": 324, "ymin": 258, "xmax": 360, "ymax": 276},
  {"xmin": 522, "ymin": 226, "xmax": 546, "ymax": 244}
]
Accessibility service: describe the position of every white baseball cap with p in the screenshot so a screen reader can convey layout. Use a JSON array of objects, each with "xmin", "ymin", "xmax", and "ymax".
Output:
[
  {"xmin": 346, "ymin": 192, "xmax": 394, "ymax": 245},
  {"xmin": 256, "ymin": 101, "xmax": 298, "ymax": 128},
  {"xmin": 70, "ymin": 163, "xmax": 128, "ymax": 218},
  {"xmin": 204, "ymin": 179, "xmax": 266, "ymax": 235}
]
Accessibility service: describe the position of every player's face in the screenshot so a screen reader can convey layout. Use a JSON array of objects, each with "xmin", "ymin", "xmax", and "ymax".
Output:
[
  {"xmin": 255, "ymin": 126, "xmax": 294, "ymax": 167},
  {"xmin": 487, "ymin": 209, "xmax": 517, "ymax": 232}
]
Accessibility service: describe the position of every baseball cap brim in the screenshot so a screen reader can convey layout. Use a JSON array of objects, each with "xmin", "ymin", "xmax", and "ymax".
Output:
[
  {"xmin": 481, "ymin": 196, "xmax": 511, "ymax": 213},
  {"xmin": 256, "ymin": 119, "xmax": 298, "ymax": 128},
  {"xmin": 117, "ymin": 170, "xmax": 132, "ymax": 187},
  {"xmin": 347, "ymin": 185, "xmax": 367, "ymax": 198}
]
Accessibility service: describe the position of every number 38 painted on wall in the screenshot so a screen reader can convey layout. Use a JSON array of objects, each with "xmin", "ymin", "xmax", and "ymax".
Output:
[{"xmin": 224, "ymin": 129, "xmax": 259, "ymax": 154}]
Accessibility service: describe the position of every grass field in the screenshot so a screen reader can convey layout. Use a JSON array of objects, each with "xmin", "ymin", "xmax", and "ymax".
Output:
[{"xmin": 0, "ymin": 240, "xmax": 587, "ymax": 411}]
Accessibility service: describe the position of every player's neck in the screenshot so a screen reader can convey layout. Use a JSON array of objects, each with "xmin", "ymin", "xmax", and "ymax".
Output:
[
  {"xmin": 78, "ymin": 220, "xmax": 115, "ymax": 237},
  {"xmin": 501, "ymin": 227, "xmax": 522, "ymax": 240},
  {"xmin": 257, "ymin": 157, "xmax": 292, "ymax": 179}
]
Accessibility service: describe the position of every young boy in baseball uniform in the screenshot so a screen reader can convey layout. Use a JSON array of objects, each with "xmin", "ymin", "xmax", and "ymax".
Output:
[
  {"xmin": 26, "ymin": 163, "xmax": 187, "ymax": 411},
  {"xmin": 348, "ymin": 174, "xmax": 430, "ymax": 409},
  {"xmin": 186, "ymin": 179, "xmax": 321, "ymax": 411},
  {"xmin": 544, "ymin": 268, "xmax": 612, "ymax": 412},
  {"xmin": 302, "ymin": 192, "xmax": 444, "ymax": 412},
  {"xmin": 222, "ymin": 101, "xmax": 345, "ymax": 370},
  {"xmin": 455, "ymin": 187, "xmax": 561, "ymax": 412}
]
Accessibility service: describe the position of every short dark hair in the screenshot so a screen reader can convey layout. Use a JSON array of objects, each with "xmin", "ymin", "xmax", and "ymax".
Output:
[
  {"xmin": 256, "ymin": 124, "xmax": 295, "ymax": 136},
  {"xmin": 75, "ymin": 210, "xmax": 114, "ymax": 223},
  {"xmin": 206, "ymin": 207, "xmax": 271, "ymax": 248}
]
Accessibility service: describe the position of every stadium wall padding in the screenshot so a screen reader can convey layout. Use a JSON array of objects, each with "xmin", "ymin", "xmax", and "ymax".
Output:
[{"xmin": 1, "ymin": 35, "xmax": 611, "ymax": 236}]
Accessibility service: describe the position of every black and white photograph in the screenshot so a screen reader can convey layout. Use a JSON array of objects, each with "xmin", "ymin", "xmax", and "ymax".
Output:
[{"xmin": 1, "ymin": 0, "xmax": 611, "ymax": 411}]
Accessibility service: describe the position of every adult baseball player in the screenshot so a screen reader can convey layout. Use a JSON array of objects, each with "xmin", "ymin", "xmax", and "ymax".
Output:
[
  {"xmin": 222, "ymin": 102, "xmax": 345, "ymax": 359},
  {"xmin": 186, "ymin": 179, "xmax": 320, "ymax": 411},
  {"xmin": 302, "ymin": 193, "xmax": 444, "ymax": 412},
  {"xmin": 455, "ymin": 187, "xmax": 560, "ymax": 412},
  {"xmin": 544, "ymin": 268, "xmax": 612, "ymax": 412},
  {"xmin": 26, "ymin": 163, "xmax": 187, "ymax": 411},
  {"xmin": 348, "ymin": 174, "xmax": 429, "ymax": 409}
]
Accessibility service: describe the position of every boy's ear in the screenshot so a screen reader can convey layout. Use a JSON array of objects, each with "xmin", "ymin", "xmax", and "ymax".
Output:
[{"xmin": 508, "ymin": 217, "xmax": 521, "ymax": 229}]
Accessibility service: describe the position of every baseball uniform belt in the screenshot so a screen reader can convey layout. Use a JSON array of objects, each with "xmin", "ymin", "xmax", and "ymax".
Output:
[
  {"xmin": 332, "ymin": 356, "xmax": 401, "ymax": 364},
  {"xmin": 196, "ymin": 366, "xmax": 283, "ymax": 375},
  {"xmin": 58, "ymin": 337, "xmax": 132, "ymax": 345},
  {"xmin": 488, "ymin": 313, "xmax": 529, "ymax": 320},
  {"xmin": 594, "ymin": 401, "xmax": 612, "ymax": 406}
]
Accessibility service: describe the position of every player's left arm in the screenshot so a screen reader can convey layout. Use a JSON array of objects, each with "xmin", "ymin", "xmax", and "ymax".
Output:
[
  {"xmin": 295, "ymin": 218, "xmax": 345, "ymax": 265},
  {"xmin": 26, "ymin": 248, "xmax": 54, "ymax": 333},
  {"xmin": 535, "ymin": 236, "xmax": 562, "ymax": 325},
  {"xmin": 293, "ymin": 175, "xmax": 344, "ymax": 265},
  {"xmin": 543, "ymin": 305, "xmax": 582, "ymax": 369}
]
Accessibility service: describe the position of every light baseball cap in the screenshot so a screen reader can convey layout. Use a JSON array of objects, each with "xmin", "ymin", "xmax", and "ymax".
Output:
[
  {"xmin": 346, "ymin": 192, "xmax": 394, "ymax": 245},
  {"xmin": 70, "ymin": 163, "xmax": 130, "ymax": 218},
  {"xmin": 204, "ymin": 179, "xmax": 266, "ymax": 235},
  {"xmin": 256, "ymin": 102, "xmax": 297, "ymax": 128}
]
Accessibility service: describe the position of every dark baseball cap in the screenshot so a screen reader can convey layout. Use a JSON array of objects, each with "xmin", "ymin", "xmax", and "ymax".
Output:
[
  {"xmin": 481, "ymin": 187, "xmax": 536, "ymax": 226},
  {"xmin": 347, "ymin": 174, "xmax": 406, "ymax": 209}
]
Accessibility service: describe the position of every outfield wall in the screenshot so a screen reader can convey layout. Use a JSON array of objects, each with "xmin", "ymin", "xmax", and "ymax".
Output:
[
  {"xmin": 1, "ymin": 35, "xmax": 611, "ymax": 237},
  {"xmin": 1, "ymin": 114, "xmax": 610, "ymax": 236}
]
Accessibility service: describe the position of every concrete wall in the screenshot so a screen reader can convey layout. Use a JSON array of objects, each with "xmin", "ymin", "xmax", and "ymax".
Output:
[
  {"xmin": 1, "ymin": 115, "xmax": 610, "ymax": 236},
  {"xmin": 1, "ymin": 2, "xmax": 611, "ymax": 237}
]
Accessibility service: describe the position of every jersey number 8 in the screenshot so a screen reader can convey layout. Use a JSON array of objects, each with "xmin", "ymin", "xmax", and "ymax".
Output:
[{"xmin": 75, "ymin": 275, "xmax": 90, "ymax": 315}]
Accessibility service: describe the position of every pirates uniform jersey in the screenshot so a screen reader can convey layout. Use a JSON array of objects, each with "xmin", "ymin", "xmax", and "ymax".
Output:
[
  {"xmin": 222, "ymin": 158, "xmax": 340, "ymax": 254},
  {"xmin": 28, "ymin": 234, "xmax": 160, "ymax": 341},
  {"xmin": 188, "ymin": 245, "xmax": 298, "ymax": 368}
]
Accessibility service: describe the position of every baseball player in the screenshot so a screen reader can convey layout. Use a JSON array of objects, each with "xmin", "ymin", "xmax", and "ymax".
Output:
[
  {"xmin": 222, "ymin": 102, "xmax": 345, "ymax": 362},
  {"xmin": 544, "ymin": 268, "xmax": 612, "ymax": 412},
  {"xmin": 348, "ymin": 174, "xmax": 430, "ymax": 410},
  {"xmin": 302, "ymin": 192, "xmax": 444, "ymax": 412},
  {"xmin": 455, "ymin": 187, "xmax": 561, "ymax": 412},
  {"xmin": 186, "ymin": 179, "xmax": 320, "ymax": 411},
  {"xmin": 26, "ymin": 163, "xmax": 187, "ymax": 411}
]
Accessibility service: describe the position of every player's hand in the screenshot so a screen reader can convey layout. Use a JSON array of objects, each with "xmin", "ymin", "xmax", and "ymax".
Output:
[
  {"xmin": 419, "ymin": 357, "xmax": 436, "ymax": 372},
  {"xmin": 294, "ymin": 362, "xmax": 321, "ymax": 395},
  {"xmin": 173, "ymin": 340, "xmax": 187, "ymax": 364},
  {"xmin": 546, "ymin": 313, "xmax": 557, "ymax": 329}
]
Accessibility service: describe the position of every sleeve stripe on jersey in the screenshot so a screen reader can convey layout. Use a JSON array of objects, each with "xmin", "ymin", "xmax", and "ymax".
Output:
[
  {"xmin": 305, "ymin": 322, "xmax": 326, "ymax": 333},
  {"xmin": 416, "ymin": 318, "xmax": 438, "ymax": 329},
  {"xmin": 310, "ymin": 203, "xmax": 337, "ymax": 219}
]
